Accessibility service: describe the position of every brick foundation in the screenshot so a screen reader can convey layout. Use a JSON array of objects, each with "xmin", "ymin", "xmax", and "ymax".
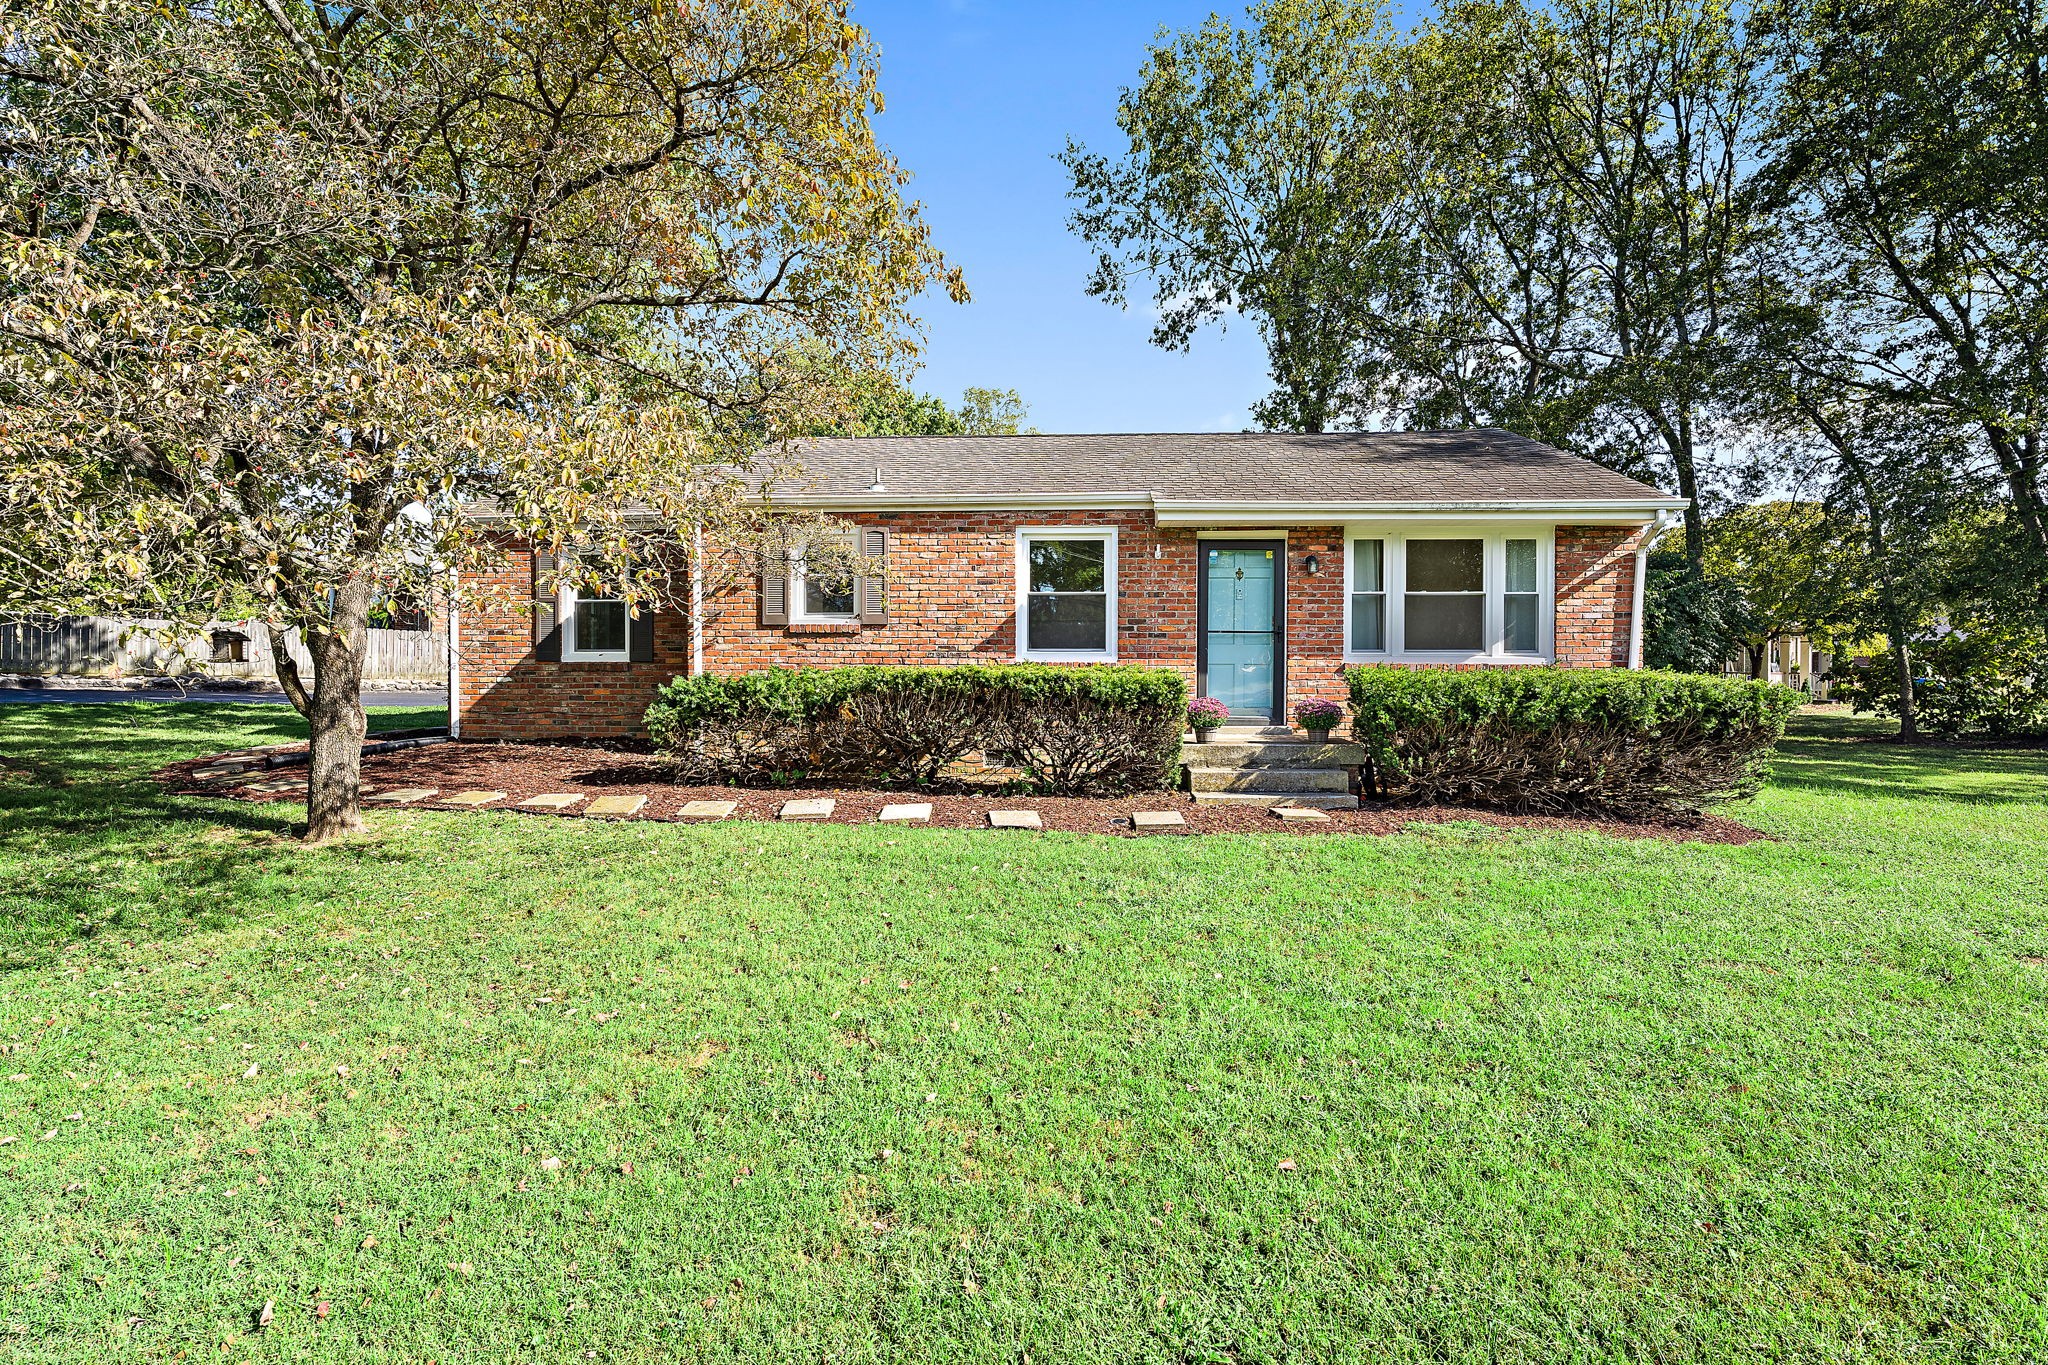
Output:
[{"xmin": 456, "ymin": 515, "xmax": 1647, "ymax": 741}]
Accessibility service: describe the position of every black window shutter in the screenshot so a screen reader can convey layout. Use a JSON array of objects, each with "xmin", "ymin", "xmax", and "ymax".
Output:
[
  {"xmin": 760, "ymin": 550, "xmax": 789, "ymax": 626},
  {"xmin": 628, "ymin": 604, "xmax": 655, "ymax": 663},
  {"xmin": 857, "ymin": 527, "xmax": 889, "ymax": 625},
  {"xmin": 532, "ymin": 550, "xmax": 561, "ymax": 661}
]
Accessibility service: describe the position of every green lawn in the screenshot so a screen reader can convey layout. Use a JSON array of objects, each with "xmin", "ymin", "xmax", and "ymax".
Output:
[{"xmin": 1, "ymin": 703, "xmax": 2046, "ymax": 1362}]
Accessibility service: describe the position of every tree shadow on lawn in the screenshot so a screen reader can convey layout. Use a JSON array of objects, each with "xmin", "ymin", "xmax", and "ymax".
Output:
[
  {"xmin": 1768, "ymin": 712, "xmax": 2048, "ymax": 807},
  {"xmin": 0, "ymin": 703, "xmax": 445, "ymax": 970}
]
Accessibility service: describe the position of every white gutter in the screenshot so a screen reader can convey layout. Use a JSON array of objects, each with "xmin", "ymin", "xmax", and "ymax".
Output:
[
  {"xmin": 762, "ymin": 490, "xmax": 1692, "ymax": 522},
  {"xmin": 445, "ymin": 569, "xmax": 462, "ymax": 738},
  {"xmin": 1628, "ymin": 510, "xmax": 1684, "ymax": 669},
  {"xmin": 689, "ymin": 521, "xmax": 705, "ymax": 677}
]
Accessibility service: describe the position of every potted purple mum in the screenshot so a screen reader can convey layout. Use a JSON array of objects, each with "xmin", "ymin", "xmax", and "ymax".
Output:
[
  {"xmin": 1187, "ymin": 696, "xmax": 1231, "ymax": 740},
  {"xmin": 1293, "ymin": 697, "xmax": 1345, "ymax": 742}
]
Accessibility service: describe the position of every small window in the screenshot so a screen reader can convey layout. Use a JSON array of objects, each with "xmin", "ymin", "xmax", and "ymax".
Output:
[
  {"xmin": 1503, "ymin": 538, "xmax": 1540, "ymax": 653},
  {"xmin": 1349, "ymin": 539, "xmax": 1385, "ymax": 652},
  {"xmin": 1018, "ymin": 529, "xmax": 1115, "ymax": 658},
  {"xmin": 562, "ymin": 588, "xmax": 629, "ymax": 662},
  {"xmin": 791, "ymin": 542, "xmax": 858, "ymax": 622},
  {"xmin": 1404, "ymin": 538, "xmax": 1485, "ymax": 651}
]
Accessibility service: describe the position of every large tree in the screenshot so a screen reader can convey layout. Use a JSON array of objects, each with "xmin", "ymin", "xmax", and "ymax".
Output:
[
  {"xmin": 1061, "ymin": 0, "xmax": 1414, "ymax": 433},
  {"xmin": 0, "ymin": 1, "xmax": 958, "ymax": 842},
  {"xmin": 1757, "ymin": 0, "xmax": 2048, "ymax": 613},
  {"xmin": 1388, "ymin": 0, "xmax": 1768, "ymax": 570}
]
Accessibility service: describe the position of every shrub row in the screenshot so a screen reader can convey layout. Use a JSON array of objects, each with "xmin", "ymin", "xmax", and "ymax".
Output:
[
  {"xmin": 1345, "ymin": 666, "xmax": 1801, "ymax": 816},
  {"xmin": 645, "ymin": 664, "xmax": 1186, "ymax": 794}
]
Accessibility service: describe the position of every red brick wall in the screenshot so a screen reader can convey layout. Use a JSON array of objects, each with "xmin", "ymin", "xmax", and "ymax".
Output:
[
  {"xmin": 455, "ymin": 516, "xmax": 1647, "ymax": 740},
  {"xmin": 1555, "ymin": 525, "xmax": 1645, "ymax": 668}
]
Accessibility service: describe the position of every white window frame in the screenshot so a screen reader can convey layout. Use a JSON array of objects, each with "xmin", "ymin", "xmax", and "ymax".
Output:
[
  {"xmin": 788, "ymin": 547, "xmax": 859, "ymax": 624},
  {"xmin": 1342, "ymin": 525, "xmax": 1555, "ymax": 665},
  {"xmin": 1014, "ymin": 526, "xmax": 1118, "ymax": 662},
  {"xmin": 558, "ymin": 585, "xmax": 631, "ymax": 663}
]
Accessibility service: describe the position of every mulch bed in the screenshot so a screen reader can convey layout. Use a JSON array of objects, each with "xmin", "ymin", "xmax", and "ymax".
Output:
[{"xmin": 158, "ymin": 739, "xmax": 1767, "ymax": 845}]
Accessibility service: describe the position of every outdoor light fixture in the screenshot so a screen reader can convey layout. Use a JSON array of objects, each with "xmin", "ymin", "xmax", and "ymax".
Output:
[{"xmin": 1303, "ymin": 553, "xmax": 1321, "ymax": 576}]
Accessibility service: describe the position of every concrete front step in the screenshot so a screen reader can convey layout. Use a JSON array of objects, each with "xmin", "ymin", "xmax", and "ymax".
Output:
[
  {"xmin": 1187, "ymin": 765, "xmax": 1352, "ymax": 793},
  {"xmin": 1185, "ymin": 739, "xmax": 1366, "ymax": 768},
  {"xmin": 1190, "ymin": 790, "xmax": 1361, "ymax": 809}
]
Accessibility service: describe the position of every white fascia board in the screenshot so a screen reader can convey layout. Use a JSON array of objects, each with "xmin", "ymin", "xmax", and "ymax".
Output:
[
  {"xmin": 762, "ymin": 490, "xmax": 1154, "ymax": 512},
  {"xmin": 1152, "ymin": 498, "xmax": 1689, "ymax": 526}
]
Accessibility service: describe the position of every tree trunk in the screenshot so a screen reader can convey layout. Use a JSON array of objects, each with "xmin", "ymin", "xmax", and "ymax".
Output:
[
  {"xmin": 1890, "ymin": 634, "xmax": 1917, "ymax": 743},
  {"xmin": 272, "ymin": 578, "xmax": 371, "ymax": 844}
]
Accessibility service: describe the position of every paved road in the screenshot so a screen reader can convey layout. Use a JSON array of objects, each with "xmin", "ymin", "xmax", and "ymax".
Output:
[{"xmin": 0, "ymin": 686, "xmax": 447, "ymax": 710}]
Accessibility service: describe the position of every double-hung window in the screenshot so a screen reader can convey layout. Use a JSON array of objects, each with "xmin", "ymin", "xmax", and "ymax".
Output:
[
  {"xmin": 1016, "ymin": 527, "xmax": 1116, "ymax": 660},
  {"xmin": 560, "ymin": 585, "xmax": 630, "ymax": 662},
  {"xmin": 1343, "ymin": 530, "xmax": 1552, "ymax": 662}
]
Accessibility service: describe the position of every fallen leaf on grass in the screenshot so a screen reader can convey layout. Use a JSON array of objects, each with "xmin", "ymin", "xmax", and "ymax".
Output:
[
  {"xmin": 243, "ymin": 1063, "xmax": 259, "ymax": 1080},
  {"xmin": 1277, "ymin": 1159, "xmax": 1298, "ymax": 1172},
  {"xmin": 448, "ymin": 1261, "xmax": 472, "ymax": 1276},
  {"xmin": 539, "ymin": 1156, "xmax": 562, "ymax": 1171},
  {"xmin": 255, "ymin": 1300, "xmax": 274, "ymax": 1330},
  {"xmin": 314, "ymin": 1301, "xmax": 330, "ymax": 1320}
]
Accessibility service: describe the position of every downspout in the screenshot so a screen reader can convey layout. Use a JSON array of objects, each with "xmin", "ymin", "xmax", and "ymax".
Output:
[
  {"xmin": 445, "ymin": 568, "xmax": 462, "ymax": 738},
  {"xmin": 1628, "ymin": 511, "xmax": 1681, "ymax": 669},
  {"xmin": 689, "ymin": 522, "xmax": 705, "ymax": 677}
]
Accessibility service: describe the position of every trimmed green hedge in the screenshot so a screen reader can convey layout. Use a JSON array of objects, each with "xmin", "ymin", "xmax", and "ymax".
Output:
[
  {"xmin": 1344, "ymin": 666, "xmax": 1802, "ymax": 815},
  {"xmin": 646, "ymin": 664, "xmax": 1186, "ymax": 795}
]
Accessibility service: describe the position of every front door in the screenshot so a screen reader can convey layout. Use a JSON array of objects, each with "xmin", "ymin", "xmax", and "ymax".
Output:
[{"xmin": 1198, "ymin": 541, "xmax": 1285, "ymax": 722}]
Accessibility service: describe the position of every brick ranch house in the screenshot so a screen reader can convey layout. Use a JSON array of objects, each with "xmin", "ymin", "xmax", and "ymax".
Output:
[{"xmin": 451, "ymin": 430, "xmax": 1687, "ymax": 741}]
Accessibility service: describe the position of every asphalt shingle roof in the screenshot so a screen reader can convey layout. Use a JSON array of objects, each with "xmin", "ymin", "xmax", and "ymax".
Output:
[{"xmin": 775, "ymin": 429, "xmax": 1672, "ymax": 504}]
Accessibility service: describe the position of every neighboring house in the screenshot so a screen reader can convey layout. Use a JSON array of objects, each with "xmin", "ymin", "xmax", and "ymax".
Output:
[
  {"xmin": 1725, "ymin": 633, "xmax": 1833, "ymax": 698},
  {"xmin": 452, "ymin": 430, "xmax": 1687, "ymax": 741}
]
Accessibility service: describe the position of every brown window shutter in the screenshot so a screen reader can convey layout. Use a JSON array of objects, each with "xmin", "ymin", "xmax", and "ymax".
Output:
[
  {"xmin": 759, "ymin": 550, "xmax": 789, "ymax": 627},
  {"xmin": 628, "ymin": 603, "xmax": 656, "ymax": 663},
  {"xmin": 532, "ymin": 550, "xmax": 560, "ymax": 661},
  {"xmin": 857, "ymin": 527, "xmax": 889, "ymax": 625}
]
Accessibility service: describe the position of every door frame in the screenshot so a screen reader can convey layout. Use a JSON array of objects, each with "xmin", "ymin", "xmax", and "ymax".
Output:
[{"xmin": 1195, "ymin": 538, "xmax": 1287, "ymax": 723}]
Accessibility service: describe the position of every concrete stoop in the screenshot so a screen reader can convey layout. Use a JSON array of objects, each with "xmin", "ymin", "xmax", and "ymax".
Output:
[{"xmin": 1183, "ymin": 729, "xmax": 1365, "ymax": 810}]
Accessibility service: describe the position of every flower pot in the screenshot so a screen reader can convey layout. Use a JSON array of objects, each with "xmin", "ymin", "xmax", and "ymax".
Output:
[
  {"xmin": 1190, "ymin": 728, "xmax": 1220, "ymax": 743},
  {"xmin": 1304, "ymin": 728, "xmax": 1332, "ymax": 743}
]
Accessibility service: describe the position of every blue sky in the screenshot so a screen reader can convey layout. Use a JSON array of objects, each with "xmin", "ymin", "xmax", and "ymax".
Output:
[{"xmin": 855, "ymin": 0, "xmax": 1275, "ymax": 434}]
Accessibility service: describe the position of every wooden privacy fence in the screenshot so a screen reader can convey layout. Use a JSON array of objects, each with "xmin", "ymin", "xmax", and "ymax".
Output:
[{"xmin": 0, "ymin": 617, "xmax": 446, "ymax": 684}]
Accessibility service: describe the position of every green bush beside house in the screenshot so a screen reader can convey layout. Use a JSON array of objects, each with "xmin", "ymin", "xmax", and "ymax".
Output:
[
  {"xmin": 1345, "ymin": 667, "xmax": 1801, "ymax": 816},
  {"xmin": 646, "ymin": 663, "xmax": 1185, "ymax": 795}
]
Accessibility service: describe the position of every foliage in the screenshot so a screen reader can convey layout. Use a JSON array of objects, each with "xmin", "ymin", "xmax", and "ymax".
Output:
[
  {"xmin": 1836, "ymin": 622, "xmax": 2048, "ymax": 738},
  {"xmin": 1292, "ymin": 697, "xmax": 1346, "ymax": 731},
  {"xmin": 1758, "ymin": 0, "xmax": 2048, "ymax": 607},
  {"xmin": 955, "ymin": 387, "xmax": 1038, "ymax": 435},
  {"xmin": 1060, "ymin": 0, "xmax": 1413, "ymax": 433},
  {"xmin": 646, "ymin": 664, "xmax": 1187, "ymax": 794},
  {"xmin": 1701, "ymin": 501, "xmax": 1864, "ymax": 671},
  {"xmin": 1345, "ymin": 666, "xmax": 1802, "ymax": 813},
  {"xmin": 1187, "ymin": 697, "xmax": 1233, "ymax": 731},
  {"xmin": 1642, "ymin": 549, "xmax": 1751, "ymax": 672},
  {"xmin": 793, "ymin": 370, "xmax": 1036, "ymax": 437},
  {"xmin": 0, "ymin": 0, "xmax": 959, "ymax": 840},
  {"xmin": 6, "ymin": 703, "xmax": 2048, "ymax": 1359}
]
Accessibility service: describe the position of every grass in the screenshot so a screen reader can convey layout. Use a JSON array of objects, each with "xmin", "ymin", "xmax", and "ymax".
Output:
[{"xmin": 0, "ymin": 702, "xmax": 2045, "ymax": 1362}]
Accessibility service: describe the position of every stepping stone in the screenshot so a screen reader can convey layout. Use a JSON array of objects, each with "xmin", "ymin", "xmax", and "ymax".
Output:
[
  {"xmin": 194, "ymin": 767, "xmax": 251, "ymax": 783},
  {"xmin": 1271, "ymin": 805, "xmax": 1330, "ymax": 822},
  {"xmin": 987, "ymin": 809, "xmax": 1042, "ymax": 830},
  {"xmin": 779, "ymin": 798, "xmax": 835, "ymax": 821},
  {"xmin": 584, "ymin": 794, "xmax": 647, "ymax": 818},
  {"xmin": 1132, "ymin": 810, "xmax": 1186, "ymax": 830},
  {"xmin": 519, "ymin": 793, "xmax": 585, "ymax": 810},
  {"xmin": 368, "ymin": 788, "xmax": 439, "ymax": 804},
  {"xmin": 440, "ymin": 790, "xmax": 506, "ymax": 807},
  {"xmin": 678, "ymin": 800, "xmax": 738, "ymax": 819},
  {"xmin": 877, "ymin": 803, "xmax": 932, "ymax": 823}
]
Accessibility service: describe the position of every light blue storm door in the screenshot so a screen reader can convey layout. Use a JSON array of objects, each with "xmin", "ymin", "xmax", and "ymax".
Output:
[{"xmin": 1198, "ymin": 541, "xmax": 1285, "ymax": 722}]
